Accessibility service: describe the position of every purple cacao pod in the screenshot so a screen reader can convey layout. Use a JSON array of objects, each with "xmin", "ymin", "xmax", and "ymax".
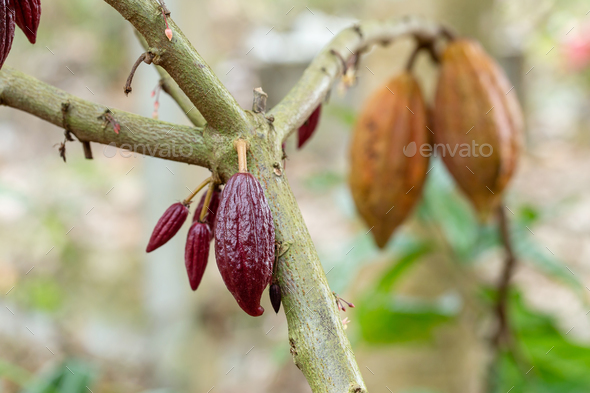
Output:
[
  {"xmin": 192, "ymin": 187, "xmax": 221, "ymax": 239},
  {"xmin": 184, "ymin": 222, "xmax": 210, "ymax": 291},
  {"xmin": 214, "ymin": 173, "xmax": 275, "ymax": 317},
  {"xmin": 11, "ymin": 0, "xmax": 40, "ymax": 44},
  {"xmin": 297, "ymin": 104, "xmax": 322, "ymax": 149},
  {"xmin": 0, "ymin": 0, "xmax": 16, "ymax": 69},
  {"xmin": 146, "ymin": 202, "xmax": 189, "ymax": 252}
]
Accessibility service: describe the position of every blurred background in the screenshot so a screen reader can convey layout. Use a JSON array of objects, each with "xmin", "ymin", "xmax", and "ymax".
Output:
[{"xmin": 1, "ymin": 0, "xmax": 590, "ymax": 392}]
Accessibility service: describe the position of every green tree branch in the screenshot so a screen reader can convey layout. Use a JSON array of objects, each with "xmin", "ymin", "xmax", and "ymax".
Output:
[
  {"xmin": 269, "ymin": 17, "xmax": 442, "ymax": 144},
  {"xmin": 134, "ymin": 30, "xmax": 207, "ymax": 127},
  {"xmin": 1, "ymin": 4, "xmax": 450, "ymax": 390},
  {"xmin": 104, "ymin": 0, "xmax": 248, "ymax": 135},
  {"xmin": 0, "ymin": 67, "xmax": 211, "ymax": 167}
]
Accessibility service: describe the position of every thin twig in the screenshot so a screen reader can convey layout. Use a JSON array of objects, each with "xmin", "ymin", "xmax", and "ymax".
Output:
[
  {"xmin": 268, "ymin": 18, "xmax": 448, "ymax": 142},
  {"xmin": 124, "ymin": 52, "xmax": 155, "ymax": 96},
  {"xmin": 493, "ymin": 204, "xmax": 517, "ymax": 348},
  {"xmin": 82, "ymin": 141, "xmax": 93, "ymax": 159},
  {"xmin": 133, "ymin": 30, "xmax": 206, "ymax": 127}
]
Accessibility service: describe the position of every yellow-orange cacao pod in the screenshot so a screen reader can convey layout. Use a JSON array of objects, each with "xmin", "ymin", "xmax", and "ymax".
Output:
[
  {"xmin": 433, "ymin": 39, "xmax": 523, "ymax": 218},
  {"xmin": 349, "ymin": 72, "xmax": 429, "ymax": 248}
]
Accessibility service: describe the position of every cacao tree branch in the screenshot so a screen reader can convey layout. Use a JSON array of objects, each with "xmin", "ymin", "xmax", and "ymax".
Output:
[
  {"xmin": 104, "ymin": 0, "xmax": 248, "ymax": 135},
  {"xmin": 0, "ymin": 67, "xmax": 211, "ymax": 167},
  {"xmin": 158, "ymin": 68, "xmax": 208, "ymax": 127},
  {"xmin": 135, "ymin": 30, "xmax": 207, "ymax": 127},
  {"xmin": 239, "ymin": 116, "xmax": 367, "ymax": 392},
  {"xmin": 268, "ymin": 17, "xmax": 442, "ymax": 143},
  {"xmin": 0, "ymin": 67, "xmax": 368, "ymax": 391}
]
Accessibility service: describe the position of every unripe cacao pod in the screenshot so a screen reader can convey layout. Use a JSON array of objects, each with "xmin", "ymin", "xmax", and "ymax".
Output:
[
  {"xmin": 184, "ymin": 222, "xmax": 211, "ymax": 291},
  {"xmin": 146, "ymin": 202, "xmax": 189, "ymax": 252},
  {"xmin": 433, "ymin": 39, "xmax": 523, "ymax": 218},
  {"xmin": 192, "ymin": 186, "xmax": 221, "ymax": 239},
  {"xmin": 298, "ymin": 104, "xmax": 322, "ymax": 149},
  {"xmin": 214, "ymin": 173, "xmax": 275, "ymax": 316},
  {"xmin": 349, "ymin": 72, "xmax": 429, "ymax": 248},
  {"xmin": 269, "ymin": 283, "xmax": 281, "ymax": 314},
  {"xmin": 0, "ymin": 0, "xmax": 15, "ymax": 69}
]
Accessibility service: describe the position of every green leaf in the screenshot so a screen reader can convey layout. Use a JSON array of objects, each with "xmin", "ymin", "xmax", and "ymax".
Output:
[
  {"xmin": 56, "ymin": 361, "xmax": 95, "ymax": 393},
  {"xmin": 511, "ymin": 221, "xmax": 582, "ymax": 293},
  {"xmin": 491, "ymin": 292, "xmax": 590, "ymax": 393},
  {"xmin": 357, "ymin": 292, "xmax": 461, "ymax": 344},
  {"xmin": 377, "ymin": 240, "xmax": 432, "ymax": 292},
  {"xmin": 417, "ymin": 160, "xmax": 479, "ymax": 262},
  {"xmin": 21, "ymin": 365, "xmax": 63, "ymax": 393},
  {"xmin": 21, "ymin": 360, "xmax": 95, "ymax": 393}
]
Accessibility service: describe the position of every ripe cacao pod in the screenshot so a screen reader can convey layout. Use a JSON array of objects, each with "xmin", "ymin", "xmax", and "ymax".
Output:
[
  {"xmin": 433, "ymin": 39, "xmax": 523, "ymax": 218},
  {"xmin": 298, "ymin": 104, "xmax": 322, "ymax": 149},
  {"xmin": 0, "ymin": 0, "xmax": 15, "ymax": 69},
  {"xmin": 12, "ymin": 0, "xmax": 40, "ymax": 44},
  {"xmin": 146, "ymin": 202, "xmax": 189, "ymax": 252},
  {"xmin": 349, "ymin": 72, "xmax": 429, "ymax": 248},
  {"xmin": 214, "ymin": 173, "xmax": 275, "ymax": 317},
  {"xmin": 184, "ymin": 222, "xmax": 210, "ymax": 291},
  {"xmin": 192, "ymin": 186, "xmax": 221, "ymax": 239}
]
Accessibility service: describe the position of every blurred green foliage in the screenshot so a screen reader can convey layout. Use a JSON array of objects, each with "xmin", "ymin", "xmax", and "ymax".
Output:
[
  {"xmin": 492, "ymin": 292, "xmax": 590, "ymax": 393},
  {"xmin": 0, "ymin": 359, "xmax": 95, "ymax": 393},
  {"xmin": 320, "ymin": 157, "xmax": 590, "ymax": 389}
]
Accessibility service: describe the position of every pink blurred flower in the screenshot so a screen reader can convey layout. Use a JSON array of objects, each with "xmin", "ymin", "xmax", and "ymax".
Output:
[
  {"xmin": 342, "ymin": 317, "xmax": 350, "ymax": 330},
  {"xmin": 563, "ymin": 25, "xmax": 590, "ymax": 71}
]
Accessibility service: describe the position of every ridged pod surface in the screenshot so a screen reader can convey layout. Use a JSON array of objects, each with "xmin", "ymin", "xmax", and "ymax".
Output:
[
  {"xmin": 433, "ymin": 39, "xmax": 523, "ymax": 218},
  {"xmin": 11, "ymin": 0, "xmax": 41, "ymax": 43},
  {"xmin": 214, "ymin": 173, "xmax": 275, "ymax": 316},
  {"xmin": 0, "ymin": 0, "xmax": 15, "ymax": 69},
  {"xmin": 146, "ymin": 202, "xmax": 189, "ymax": 252},
  {"xmin": 184, "ymin": 222, "xmax": 211, "ymax": 291},
  {"xmin": 349, "ymin": 72, "xmax": 429, "ymax": 248}
]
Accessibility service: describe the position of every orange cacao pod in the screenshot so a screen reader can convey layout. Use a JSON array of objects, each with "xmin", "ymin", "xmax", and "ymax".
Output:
[
  {"xmin": 349, "ymin": 72, "xmax": 429, "ymax": 248},
  {"xmin": 433, "ymin": 39, "xmax": 523, "ymax": 218}
]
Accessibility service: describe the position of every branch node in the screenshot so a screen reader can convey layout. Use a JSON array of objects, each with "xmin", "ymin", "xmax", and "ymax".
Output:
[
  {"xmin": 61, "ymin": 101, "xmax": 74, "ymax": 141},
  {"xmin": 252, "ymin": 87, "xmax": 268, "ymax": 113},
  {"xmin": 98, "ymin": 109, "xmax": 121, "ymax": 134},
  {"xmin": 272, "ymin": 162, "xmax": 282, "ymax": 177},
  {"xmin": 352, "ymin": 25, "xmax": 363, "ymax": 38},
  {"xmin": 158, "ymin": 0, "xmax": 171, "ymax": 16}
]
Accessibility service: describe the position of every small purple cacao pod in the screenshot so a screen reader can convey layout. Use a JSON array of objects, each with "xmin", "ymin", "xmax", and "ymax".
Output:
[
  {"xmin": 214, "ymin": 173, "xmax": 275, "ymax": 317},
  {"xmin": 297, "ymin": 104, "xmax": 322, "ymax": 149},
  {"xmin": 146, "ymin": 202, "xmax": 189, "ymax": 252},
  {"xmin": 184, "ymin": 222, "xmax": 210, "ymax": 291},
  {"xmin": 269, "ymin": 283, "xmax": 281, "ymax": 314},
  {"xmin": 0, "ymin": 0, "xmax": 16, "ymax": 69},
  {"xmin": 12, "ymin": 0, "xmax": 41, "ymax": 44},
  {"xmin": 192, "ymin": 187, "xmax": 221, "ymax": 239}
]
